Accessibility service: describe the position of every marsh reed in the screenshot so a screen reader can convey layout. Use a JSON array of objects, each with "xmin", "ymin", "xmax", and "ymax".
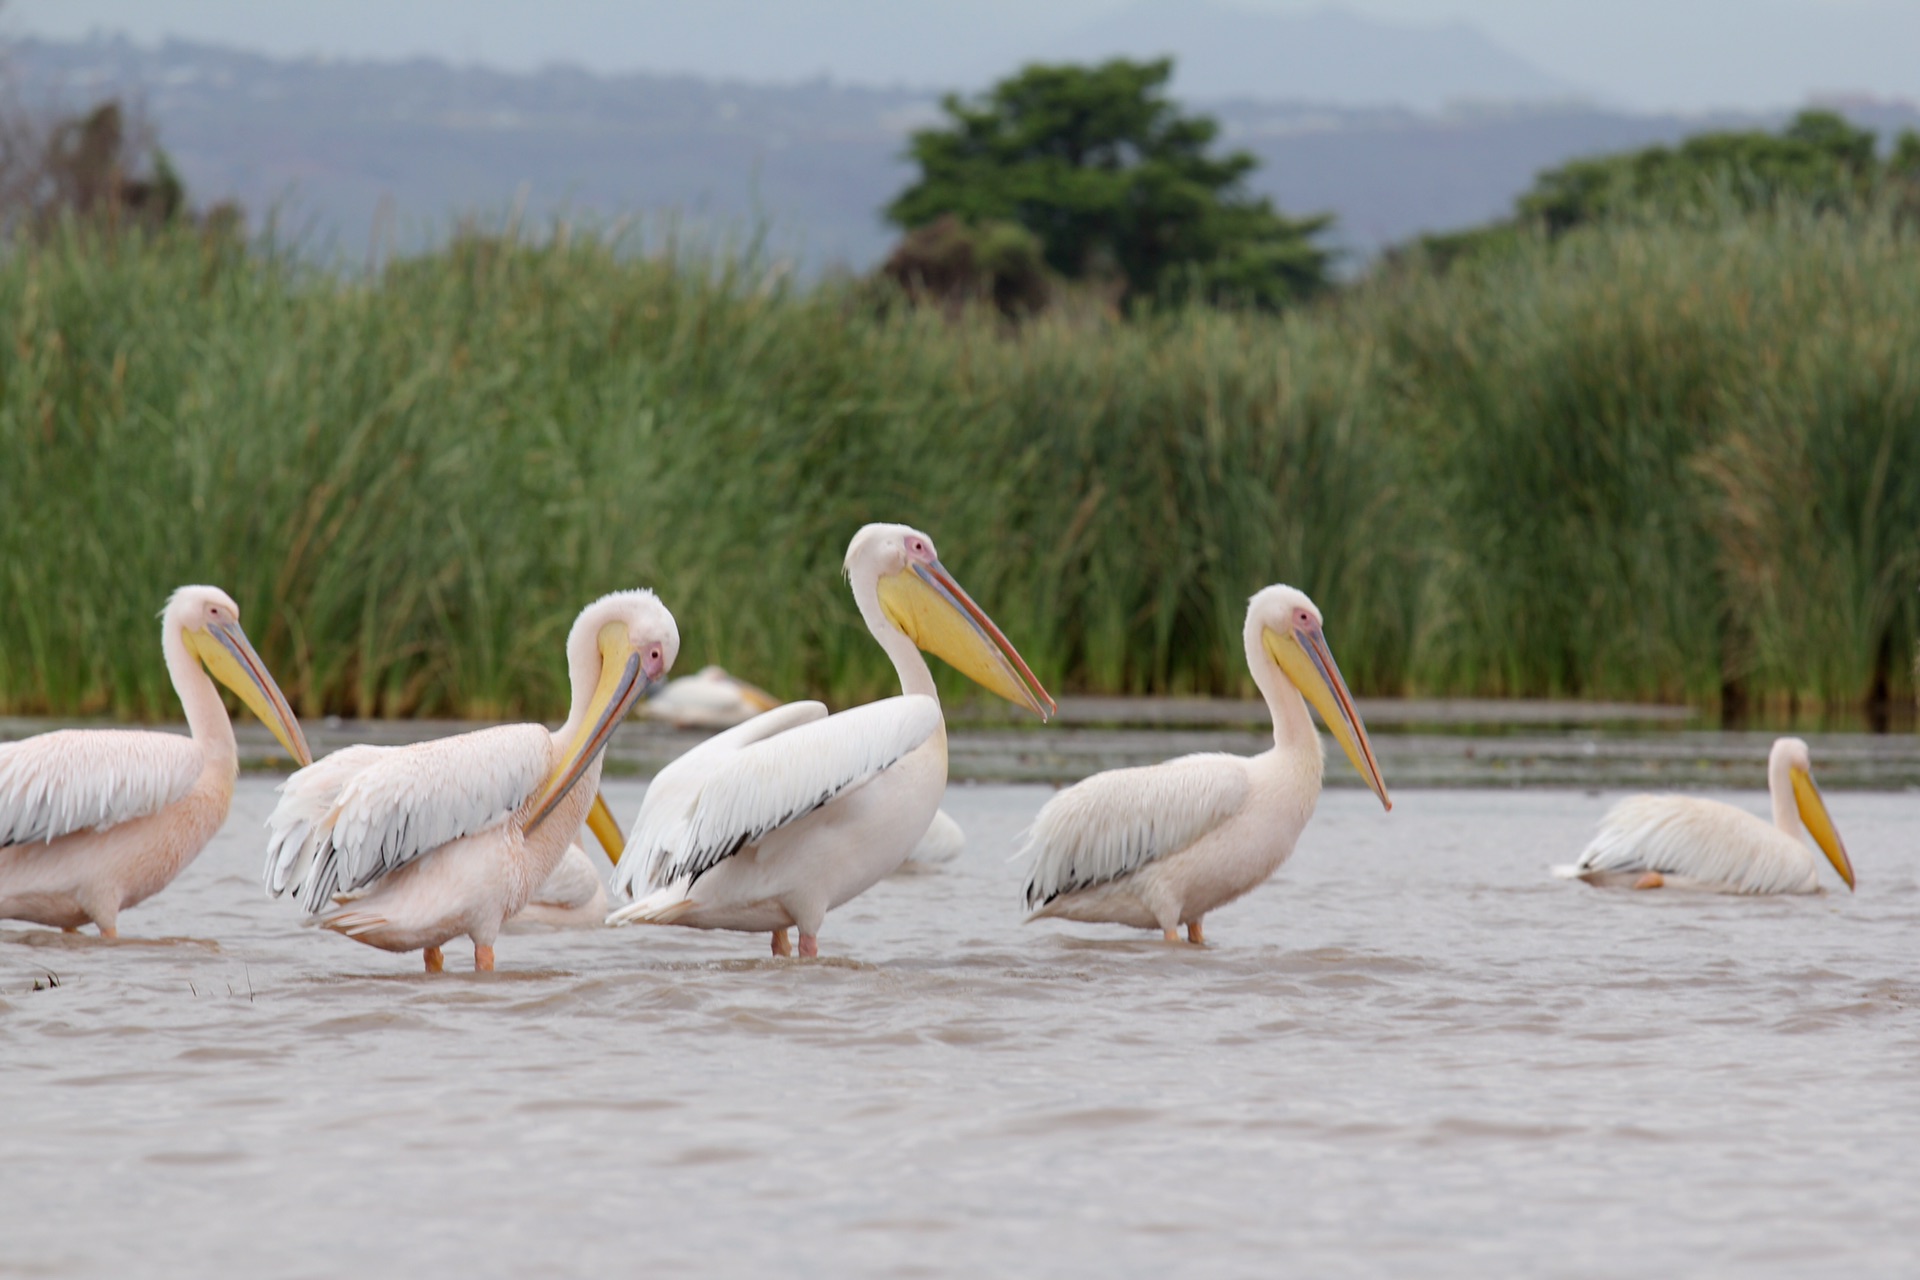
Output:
[{"xmin": 0, "ymin": 209, "xmax": 1913, "ymax": 721}]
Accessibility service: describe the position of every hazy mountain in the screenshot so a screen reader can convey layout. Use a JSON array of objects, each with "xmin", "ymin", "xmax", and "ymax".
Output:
[
  {"xmin": 10, "ymin": 37, "xmax": 1914, "ymax": 270},
  {"xmin": 1056, "ymin": 2, "xmax": 1578, "ymax": 110}
]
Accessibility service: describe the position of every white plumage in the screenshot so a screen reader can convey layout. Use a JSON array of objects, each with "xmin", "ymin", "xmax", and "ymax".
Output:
[
  {"xmin": 265, "ymin": 589, "xmax": 679, "ymax": 971},
  {"xmin": 1556, "ymin": 737, "xmax": 1855, "ymax": 895},
  {"xmin": 0, "ymin": 730, "xmax": 201, "ymax": 847},
  {"xmin": 619, "ymin": 698, "xmax": 942, "ymax": 893},
  {"xmin": 1021, "ymin": 584, "xmax": 1390, "ymax": 943},
  {"xmin": 607, "ymin": 522, "xmax": 1053, "ymax": 957},
  {"xmin": 1021, "ymin": 755, "xmax": 1252, "ymax": 909},
  {"xmin": 0, "ymin": 585, "xmax": 310, "ymax": 937},
  {"xmin": 266, "ymin": 726, "xmax": 551, "ymax": 914}
]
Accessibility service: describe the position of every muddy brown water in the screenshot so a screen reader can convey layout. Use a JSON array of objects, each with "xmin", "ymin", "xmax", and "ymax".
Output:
[{"xmin": 2, "ymin": 778, "xmax": 1917, "ymax": 1277}]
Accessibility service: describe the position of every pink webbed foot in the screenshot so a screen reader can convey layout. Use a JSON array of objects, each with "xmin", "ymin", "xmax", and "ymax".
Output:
[{"xmin": 797, "ymin": 933, "xmax": 819, "ymax": 959}]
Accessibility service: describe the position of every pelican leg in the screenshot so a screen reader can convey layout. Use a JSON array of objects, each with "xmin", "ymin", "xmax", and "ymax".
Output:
[
  {"xmin": 1633, "ymin": 872, "xmax": 1665, "ymax": 890},
  {"xmin": 771, "ymin": 929, "xmax": 792, "ymax": 958},
  {"xmin": 1161, "ymin": 929, "xmax": 1181, "ymax": 944},
  {"xmin": 1186, "ymin": 919, "xmax": 1206, "ymax": 945},
  {"xmin": 423, "ymin": 946, "xmax": 445, "ymax": 974},
  {"xmin": 797, "ymin": 933, "xmax": 819, "ymax": 959},
  {"xmin": 474, "ymin": 944, "xmax": 496, "ymax": 973}
]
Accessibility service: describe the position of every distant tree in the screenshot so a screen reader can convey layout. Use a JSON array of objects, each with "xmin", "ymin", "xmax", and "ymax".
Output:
[
  {"xmin": 886, "ymin": 58, "xmax": 1331, "ymax": 310},
  {"xmin": 0, "ymin": 96, "xmax": 236, "ymax": 239},
  {"xmin": 1403, "ymin": 109, "xmax": 1915, "ymax": 271}
]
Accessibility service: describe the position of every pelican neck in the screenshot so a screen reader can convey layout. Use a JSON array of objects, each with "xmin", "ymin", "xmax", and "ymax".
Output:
[{"xmin": 163, "ymin": 623, "xmax": 236, "ymax": 763}]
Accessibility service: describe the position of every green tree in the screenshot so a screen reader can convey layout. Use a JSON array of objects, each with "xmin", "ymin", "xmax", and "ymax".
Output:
[
  {"xmin": 1405, "ymin": 109, "xmax": 1912, "ymax": 270},
  {"xmin": 886, "ymin": 58, "xmax": 1331, "ymax": 309}
]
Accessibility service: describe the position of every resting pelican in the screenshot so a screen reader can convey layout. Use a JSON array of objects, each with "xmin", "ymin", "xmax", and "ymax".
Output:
[
  {"xmin": 1021, "ymin": 585, "xmax": 1389, "ymax": 944},
  {"xmin": 1556, "ymin": 737, "xmax": 1855, "ymax": 894},
  {"xmin": 640, "ymin": 665, "xmax": 782, "ymax": 728},
  {"xmin": 0, "ymin": 586, "xmax": 310, "ymax": 937},
  {"xmin": 608, "ymin": 523, "xmax": 1053, "ymax": 957},
  {"xmin": 265, "ymin": 591, "xmax": 677, "ymax": 971}
]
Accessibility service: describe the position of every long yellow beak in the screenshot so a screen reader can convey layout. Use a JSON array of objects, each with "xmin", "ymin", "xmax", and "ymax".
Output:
[
  {"xmin": 877, "ymin": 559, "xmax": 1055, "ymax": 720},
  {"xmin": 585, "ymin": 792, "xmax": 626, "ymax": 865},
  {"xmin": 185, "ymin": 621, "xmax": 313, "ymax": 767},
  {"xmin": 1790, "ymin": 765, "xmax": 1854, "ymax": 891},
  {"xmin": 1263, "ymin": 623, "xmax": 1390, "ymax": 811},
  {"xmin": 527, "ymin": 622, "xmax": 654, "ymax": 833}
]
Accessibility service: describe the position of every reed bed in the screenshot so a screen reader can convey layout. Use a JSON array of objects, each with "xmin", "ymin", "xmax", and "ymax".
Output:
[{"xmin": 0, "ymin": 209, "xmax": 1913, "ymax": 721}]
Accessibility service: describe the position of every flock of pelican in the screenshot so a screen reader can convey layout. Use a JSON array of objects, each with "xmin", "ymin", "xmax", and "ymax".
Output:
[{"xmin": 0, "ymin": 523, "xmax": 1861, "ymax": 969}]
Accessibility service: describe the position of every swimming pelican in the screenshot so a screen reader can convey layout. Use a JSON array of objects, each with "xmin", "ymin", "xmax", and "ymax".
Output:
[
  {"xmin": 1556, "ymin": 737, "xmax": 1855, "ymax": 894},
  {"xmin": 0, "ymin": 586, "xmax": 311, "ymax": 937},
  {"xmin": 1021, "ymin": 585, "xmax": 1389, "ymax": 944},
  {"xmin": 264, "ymin": 591, "xmax": 678, "ymax": 971},
  {"xmin": 640, "ymin": 665, "xmax": 782, "ymax": 728},
  {"xmin": 607, "ymin": 523, "xmax": 1053, "ymax": 957}
]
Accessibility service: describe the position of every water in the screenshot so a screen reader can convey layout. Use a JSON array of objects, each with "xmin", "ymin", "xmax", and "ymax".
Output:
[{"xmin": 2, "ymin": 780, "xmax": 1916, "ymax": 1277}]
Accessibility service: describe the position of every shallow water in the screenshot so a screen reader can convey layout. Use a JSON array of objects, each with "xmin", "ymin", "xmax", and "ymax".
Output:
[{"xmin": 2, "ymin": 781, "xmax": 1916, "ymax": 1278}]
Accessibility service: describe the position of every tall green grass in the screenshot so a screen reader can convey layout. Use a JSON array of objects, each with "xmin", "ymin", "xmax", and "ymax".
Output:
[{"xmin": 0, "ymin": 210, "xmax": 1913, "ymax": 721}]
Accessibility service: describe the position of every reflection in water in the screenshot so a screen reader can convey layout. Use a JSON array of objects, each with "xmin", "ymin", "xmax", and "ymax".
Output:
[{"xmin": 1, "ymin": 779, "xmax": 1915, "ymax": 1276}]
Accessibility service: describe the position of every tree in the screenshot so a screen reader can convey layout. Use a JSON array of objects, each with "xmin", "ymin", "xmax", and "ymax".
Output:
[
  {"xmin": 1403, "ymin": 109, "xmax": 1915, "ymax": 270},
  {"xmin": 886, "ymin": 58, "xmax": 1331, "ymax": 310}
]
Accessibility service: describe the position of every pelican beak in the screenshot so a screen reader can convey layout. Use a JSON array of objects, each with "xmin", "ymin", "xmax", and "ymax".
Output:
[
  {"xmin": 527, "ymin": 622, "xmax": 656, "ymax": 832},
  {"xmin": 877, "ymin": 559, "xmax": 1055, "ymax": 721},
  {"xmin": 185, "ymin": 621, "xmax": 313, "ymax": 767},
  {"xmin": 585, "ymin": 792, "xmax": 626, "ymax": 865},
  {"xmin": 1790, "ymin": 765, "xmax": 1854, "ymax": 891},
  {"xmin": 1263, "ymin": 623, "xmax": 1390, "ymax": 811}
]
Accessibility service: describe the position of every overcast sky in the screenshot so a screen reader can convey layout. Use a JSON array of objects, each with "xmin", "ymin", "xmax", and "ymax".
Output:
[{"xmin": 8, "ymin": 0, "xmax": 1916, "ymax": 113}]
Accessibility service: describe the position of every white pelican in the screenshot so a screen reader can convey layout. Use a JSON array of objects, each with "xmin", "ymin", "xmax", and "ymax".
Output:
[
  {"xmin": 0, "ymin": 586, "xmax": 311, "ymax": 937},
  {"xmin": 607, "ymin": 523, "xmax": 1053, "ymax": 957},
  {"xmin": 1021, "ymin": 585, "xmax": 1389, "ymax": 944},
  {"xmin": 264, "ymin": 591, "xmax": 678, "ymax": 971},
  {"xmin": 640, "ymin": 665, "xmax": 781, "ymax": 728},
  {"xmin": 1556, "ymin": 737, "xmax": 1856, "ymax": 894}
]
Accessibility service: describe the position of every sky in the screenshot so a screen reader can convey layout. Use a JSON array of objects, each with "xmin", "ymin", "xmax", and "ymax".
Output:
[{"xmin": 7, "ymin": 0, "xmax": 1917, "ymax": 114}]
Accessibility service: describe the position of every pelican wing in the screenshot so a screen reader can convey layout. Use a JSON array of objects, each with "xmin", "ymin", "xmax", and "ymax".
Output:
[
  {"xmin": 1566, "ymin": 795, "xmax": 1819, "ymax": 894},
  {"xmin": 1021, "ymin": 754, "xmax": 1251, "ymax": 909},
  {"xmin": 0, "ymin": 729, "xmax": 202, "ymax": 848},
  {"xmin": 266, "ymin": 725, "xmax": 552, "ymax": 913},
  {"xmin": 620, "ymin": 697, "xmax": 940, "ymax": 894}
]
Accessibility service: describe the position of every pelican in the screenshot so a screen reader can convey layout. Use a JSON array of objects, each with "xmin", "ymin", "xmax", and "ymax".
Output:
[
  {"xmin": 640, "ymin": 665, "xmax": 782, "ymax": 728},
  {"xmin": 1020, "ymin": 585, "xmax": 1389, "ymax": 944},
  {"xmin": 264, "ymin": 591, "xmax": 677, "ymax": 971},
  {"xmin": 608, "ymin": 523, "xmax": 1053, "ymax": 957},
  {"xmin": 0, "ymin": 586, "xmax": 311, "ymax": 937},
  {"xmin": 1556, "ymin": 737, "xmax": 1856, "ymax": 894}
]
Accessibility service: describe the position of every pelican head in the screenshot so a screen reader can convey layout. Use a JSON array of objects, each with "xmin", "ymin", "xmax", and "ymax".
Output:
[
  {"xmin": 166, "ymin": 585, "xmax": 312, "ymax": 766},
  {"xmin": 530, "ymin": 590, "xmax": 680, "ymax": 830},
  {"xmin": 848, "ymin": 522, "xmax": 1055, "ymax": 721},
  {"xmin": 1249, "ymin": 585, "xmax": 1389, "ymax": 811},
  {"xmin": 1772, "ymin": 736, "xmax": 1854, "ymax": 891}
]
